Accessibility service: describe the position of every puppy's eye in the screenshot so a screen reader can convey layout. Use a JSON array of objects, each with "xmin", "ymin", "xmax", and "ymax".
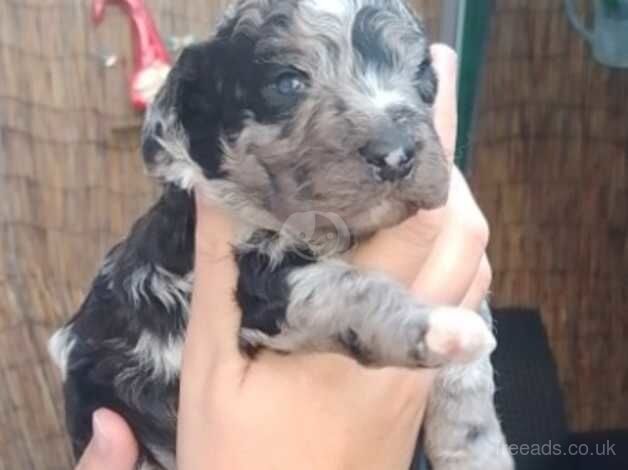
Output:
[
  {"xmin": 257, "ymin": 66, "xmax": 308, "ymax": 119},
  {"xmin": 274, "ymin": 72, "xmax": 307, "ymax": 95}
]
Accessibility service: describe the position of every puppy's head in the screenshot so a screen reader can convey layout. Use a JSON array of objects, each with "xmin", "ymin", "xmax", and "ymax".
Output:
[{"xmin": 143, "ymin": 0, "xmax": 449, "ymax": 240}]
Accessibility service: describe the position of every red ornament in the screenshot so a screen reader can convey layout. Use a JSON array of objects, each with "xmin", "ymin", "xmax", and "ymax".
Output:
[{"xmin": 92, "ymin": 0, "xmax": 172, "ymax": 110}]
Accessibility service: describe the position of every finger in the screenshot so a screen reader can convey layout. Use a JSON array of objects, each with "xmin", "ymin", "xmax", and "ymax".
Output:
[
  {"xmin": 411, "ymin": 169, "xmax": 490, "ymax": 305},
  {"xmin": 352, "ymin": 214, "xmax": 443, "ymax": 287},
  {"xmin": 430, "ymin": 44, "xmax": 459, "ymax": 162},
  {"xmin": 461, "ymin": 254, "xmax": 493, "ymax": 311},
  {"xmin": 76, "ymin": 409, "xmax": 138, "ymax": 470},
  {"xmin": 182, "ymin": 193, "xmax": 246, "ymax": 387}
]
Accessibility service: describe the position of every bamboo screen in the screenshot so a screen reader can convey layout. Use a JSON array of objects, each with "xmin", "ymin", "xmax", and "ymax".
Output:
[
  {"xmin": 470, "ymin": 0, "xmax": 628, "ymax": 432},
  {"xmin": 0, "ymin": 1, "xmax": 442, "ymax": 468}
]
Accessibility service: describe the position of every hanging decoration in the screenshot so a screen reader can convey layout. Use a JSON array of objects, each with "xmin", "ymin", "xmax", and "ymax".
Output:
[{"xmin": 92, "ymin": 0, "xmax": 172, "ymax": 110}]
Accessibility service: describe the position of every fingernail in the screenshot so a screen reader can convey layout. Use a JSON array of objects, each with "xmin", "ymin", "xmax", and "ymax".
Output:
[{"xmin": 92, "ymin": 410, "xmax": 111, "ymax": 455}]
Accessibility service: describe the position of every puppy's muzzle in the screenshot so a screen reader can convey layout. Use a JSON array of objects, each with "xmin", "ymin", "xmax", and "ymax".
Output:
[{"xmin": 360, "ymin": 123, "xmax": 417, "ymax": 182}]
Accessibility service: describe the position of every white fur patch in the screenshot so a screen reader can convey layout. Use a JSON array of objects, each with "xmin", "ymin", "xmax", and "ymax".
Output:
[
  {"xmin": 147, "ymin": 446, "xmax": 176, "ymax": 470},
  {"xmin": 370, "ymin": 88, "xmax": 405, "ymax": 110},
  {"xmin": 132, "ymin": 332, "xmax": 183, "ymax": 383},
  {"xmin": 153, "ymin": 134, "xmax": 205, "ymax": 191},
  {"xmin": 426, "ymin": 308, "xmax": 496, "ymax": 364},
  {"xmin": 152, "ymin": 267, "xmax": 194, "ymax": 312},
  {"xmin": 362, "ymin": 71, "xmax": 406, "ymax": 110},
  {"xmin": 143, "ymin": 108, "xmax": 205, "ymax": 191},
  {"xmin": 305, "ymin": 0, "xmax": 349, "ymax": 16},
  {"xmin": 138, "ymin": 464, "xmax": 159, "ymax": 470},
  {"xmin": 385, "ymin": 148, "xmax": 406, "ymax": 167},
  {"xmin": 125, "ymin": 265, "xmax": 193, "ymax": 312},
  {"xmin": 240, "ymin": 328, "xmax": 272, "ymax": 348},
  {"xmin": 196, "ymin": 179, "xmax": 283, "ymax": 232},
  {"xmin": 48, "ymin": 326, "xmax": 76, "ymax": 380}
]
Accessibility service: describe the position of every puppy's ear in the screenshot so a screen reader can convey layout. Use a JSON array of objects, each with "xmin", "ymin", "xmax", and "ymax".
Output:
[
  {"xmin": 416, "ymin": 57, "xmax": 438, "ymax": 106},
  {"xmin": 142, "ymin": 40, "xmax": 227, "ymax": 187}
]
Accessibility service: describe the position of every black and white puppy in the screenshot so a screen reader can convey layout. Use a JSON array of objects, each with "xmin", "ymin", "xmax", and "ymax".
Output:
[{"xmin": 49, "ymin": 1, "xmax": 514, "ymax": 469}]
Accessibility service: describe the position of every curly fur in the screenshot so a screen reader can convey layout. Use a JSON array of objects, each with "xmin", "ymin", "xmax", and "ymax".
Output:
[{"xmin": 49, "ymin": 1, "xmax": 513, "ymax": 469}]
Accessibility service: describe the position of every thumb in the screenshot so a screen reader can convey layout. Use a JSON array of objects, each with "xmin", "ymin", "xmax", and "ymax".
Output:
[
  {"xmin": 181, "ymin": 192, "xmax": 246, "ymax": 385},
  {"xmin": 430, "ymin": 43, "xmax": 459, "ymax": 161},
  {"xmin": 76, "ymin": 409, "xmax": 138, "ymax": 470}
]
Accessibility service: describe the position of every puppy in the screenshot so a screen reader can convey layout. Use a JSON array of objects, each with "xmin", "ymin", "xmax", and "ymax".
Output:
[{"xmin": 49, "ymin": 1, "xmax": 514, "ymax": 469}]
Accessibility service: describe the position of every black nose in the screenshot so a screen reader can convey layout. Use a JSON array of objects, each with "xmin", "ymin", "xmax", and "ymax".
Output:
[{"xmin": 360, "ymin": 131, "xmax": 417, "ymax": 182}]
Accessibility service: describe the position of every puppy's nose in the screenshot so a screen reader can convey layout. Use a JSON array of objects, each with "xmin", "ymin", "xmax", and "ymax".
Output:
[{"xmin": 360, "ymin": 133, "xmax": 417, "ymax": 182}]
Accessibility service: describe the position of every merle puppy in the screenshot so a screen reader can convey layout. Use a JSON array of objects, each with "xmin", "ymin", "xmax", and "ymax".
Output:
[{"xmin": 50, "ymin": 1, "xmax": 513, "ymax": 469}]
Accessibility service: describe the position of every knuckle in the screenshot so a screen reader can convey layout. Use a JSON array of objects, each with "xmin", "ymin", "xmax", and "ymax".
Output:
[
  {"xmin": 460, "ymin": 210, "xmax": 490, "ymax": 250},
  {"xmin": 476, "ymin": 256, "xmax": 493, "ymax": 293}
]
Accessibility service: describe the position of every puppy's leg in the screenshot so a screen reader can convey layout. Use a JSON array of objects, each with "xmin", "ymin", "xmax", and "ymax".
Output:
[
  {"xmin": 241, "ymin": 261, "xmax": 496, "ymax": 368},
  {"xmin": 424, "ymin": 302, "xmax": 514, "ymax": 470}
]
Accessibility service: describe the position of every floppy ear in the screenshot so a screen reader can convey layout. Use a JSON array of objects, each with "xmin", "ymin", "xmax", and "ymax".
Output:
[
  {"xmin": 416, "ymin": 57, "xmax": 438, "ymax": 106},
  {"xmin": 142, "ymin": 40, "xmax": 227, "ymax": 188}
]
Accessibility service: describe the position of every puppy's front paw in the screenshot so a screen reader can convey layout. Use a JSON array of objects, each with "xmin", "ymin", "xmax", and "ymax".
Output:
[{"xmin": 423, "ymin": 308, "xmax": 496, "ymax": 365}]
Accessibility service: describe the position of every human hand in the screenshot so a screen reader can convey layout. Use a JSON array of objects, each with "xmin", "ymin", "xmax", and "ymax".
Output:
[
  {"xmin": 354, "ymin": 45, "xmax": 491, "ymax": 310},
  {"xmin": 76, "ymin": 44, "xmax": 492, "ymax": 470},
  {"xmin": 74, "ymin": 409, "xmax": 138, "ymax": 470},
  {"xmin": 177, "ymin": 44, "xmax": 491, "ymax": 470}
]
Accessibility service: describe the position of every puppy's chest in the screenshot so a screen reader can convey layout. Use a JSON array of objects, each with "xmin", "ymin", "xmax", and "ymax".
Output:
[{"xmin": 233, "ymin": 243, "xmax": 317, "ymax": 337}]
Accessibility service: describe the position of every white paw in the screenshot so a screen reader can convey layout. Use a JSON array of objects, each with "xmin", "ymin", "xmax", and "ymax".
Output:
[{"xmin": 425, "ymin": 308, "xmax": 496, "ymax": 364}]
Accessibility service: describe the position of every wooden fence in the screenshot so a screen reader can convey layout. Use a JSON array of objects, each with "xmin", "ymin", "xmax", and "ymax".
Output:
[
  {"xmin": 470, "ymin": 0, "xmax": 628, "ymax": 432},
  {"xmin": 2, "ymin": 0, "xmax": 625, "ymax": 468}
]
